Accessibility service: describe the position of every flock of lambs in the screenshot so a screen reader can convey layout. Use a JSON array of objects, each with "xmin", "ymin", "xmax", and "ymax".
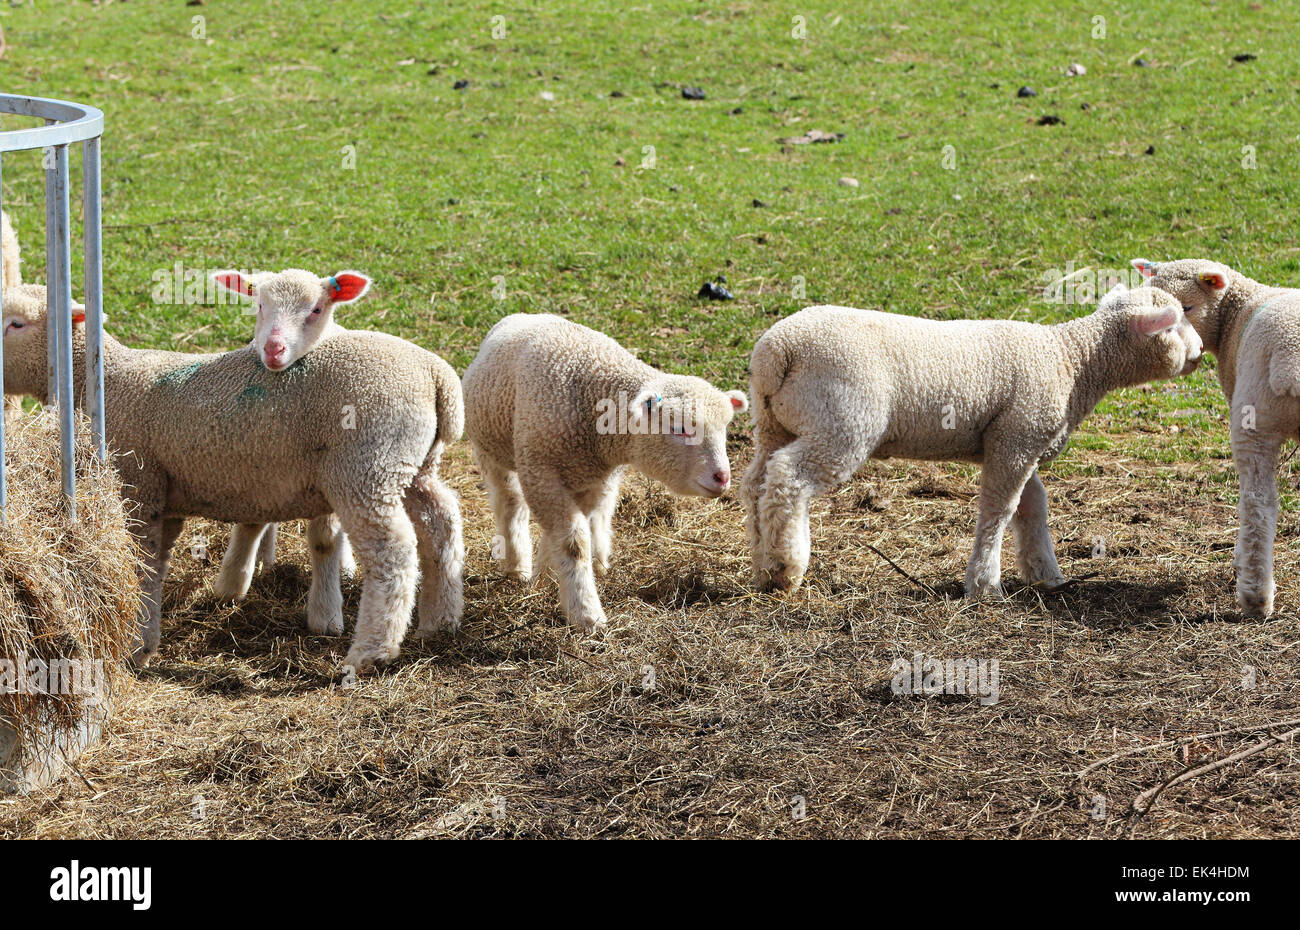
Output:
[{"xmin": 1, "ymin": 210, "xmax": 1297, "ymax": 676}]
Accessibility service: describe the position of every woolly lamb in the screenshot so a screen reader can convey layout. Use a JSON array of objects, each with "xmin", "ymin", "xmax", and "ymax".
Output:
[
  {"xmin": 744, "ymin": 284, "xmax": 1202, "ymax": 596},
  {"xmin": 462, "ymin": 313, "xmax": 748, "ymax": 632},
  {"xmin": 207, "ymin": 268, "xmax": 372, "ymax": 604},
  {"xmin": 1132, "ymin": 258, "xmax": 1300, "ymax": 617},
  {"xmin": 1, "ymin": 283, "xmax": 465, "ymax": 671},
  {"xmin": 213, "ymin": 267, "xmax": 371, "ymax": 372}
]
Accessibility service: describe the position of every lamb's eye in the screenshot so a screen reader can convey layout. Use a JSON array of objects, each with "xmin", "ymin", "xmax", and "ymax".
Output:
[
  {"xmin": 1182, "ymin": 306, "xmax": 1192, "ymax": 313},
  {"xmin": 310, "ymin": 306, "xmax": 323, "ymax": 316},
  {"xmin": 3, "ymin": 319, "xmax": 25, "ymax": 335}
]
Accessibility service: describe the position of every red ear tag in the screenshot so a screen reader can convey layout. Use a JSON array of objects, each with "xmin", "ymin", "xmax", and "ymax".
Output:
[{"xmin": 330, "ymin": 273, "xmax": 369, "ymax": 302}]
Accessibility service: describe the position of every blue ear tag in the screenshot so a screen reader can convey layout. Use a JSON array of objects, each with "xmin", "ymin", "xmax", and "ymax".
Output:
[{"xmin": 329, "ymin": 276, "xmax": 341, "ymax": 293}]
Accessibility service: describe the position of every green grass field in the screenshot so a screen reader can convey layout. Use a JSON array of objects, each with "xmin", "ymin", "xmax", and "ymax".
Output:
[
  {"xmin": 5, "ymin": 2, "xmax": 1300, "ymax": 840},
  {"xmin": 5, "ymin": 0, "xmax": 1297, "ymax": 466}
]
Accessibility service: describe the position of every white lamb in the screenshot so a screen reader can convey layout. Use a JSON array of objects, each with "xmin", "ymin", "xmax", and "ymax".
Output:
[
  {"xmin": 1131, "ymin": 258, "xmax": 1300, "ymax": 618},
  {"xmin": 744, "ymin": 284, "xmax": 1202, "ymax": 596},
  {"xmin": 1, "ymin": 283, "xmax": 465, "ymax": 671},
  {"xmin": 207, "ymin": 268, "xmax": 372, "ymax": 606},
  {"xmin": 462, "ymin": 313, "xmax": 748, "ymax": 632}
]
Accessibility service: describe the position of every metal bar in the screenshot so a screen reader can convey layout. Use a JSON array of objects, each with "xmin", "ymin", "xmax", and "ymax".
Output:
[
  {"xmin": 43, "ymin": 134, "xmax": 57, "ymax": 405},
  {"xmin": 0, "ymin": 94, "xmax": 104, "ymax": 152},
  {"xmin": 0, "ymin": 150, "xmax": 6, "ymax": 526},
  {"xmin": 53, "ymin": 144, "xmax": 76, "ymax": 516},
  {"xmin": 83, "ymin": 137, "xmax": 105, "ymax": 462}
]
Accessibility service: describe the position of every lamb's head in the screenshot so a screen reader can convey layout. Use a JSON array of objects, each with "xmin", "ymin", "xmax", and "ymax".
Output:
[
  {"xmin": 1096, "ymin": 282, "xmax": 1203, "ymax": 382},
  {"xmin": 1130, "ymin": 258, "xmax": 1233, "ymax": 352},
  {"xmin": 620, "ymin": 375, "xmax": 749, "ymax": 498},
  {"xmin": 213, "ymin": 268, "xmax": 371, "ymax": 371},
  {"xmin": 2, "ymin": 284, "xmax": 84, "ymax": 400}
]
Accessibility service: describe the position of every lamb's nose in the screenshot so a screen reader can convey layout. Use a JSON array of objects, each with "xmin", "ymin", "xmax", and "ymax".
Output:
[{"xmin": 713, "ymin": 469, "xmax": 730, "ymax": 488}]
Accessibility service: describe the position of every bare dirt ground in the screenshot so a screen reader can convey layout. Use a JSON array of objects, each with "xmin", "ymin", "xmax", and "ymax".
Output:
[{"xmin": 4, "ymin": 440, "xmax": 1298, "ymax": 838}]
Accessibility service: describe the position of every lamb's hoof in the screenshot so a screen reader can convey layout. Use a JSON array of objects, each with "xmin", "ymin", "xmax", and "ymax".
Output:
[
  {"xmin": 307, "ymin": 609, "xmax": 345, "ymax": 637},
  {"xmin": 593, "ymin": 559, "xmax": 610, "ymax": 579},
  {"xmin": 756, "ymin": 562, "xmax": 804, "ymax": 593},
  {"xmin": 1237, "ymin": 587, "xmax": 1275, "ymax": 619},
  {"xmin": 1029, "ymin": 575, "xmax": 1068, "ymax": 592},
  {"xmin": 212, "ymin": 573, "xmax": 252, "ymax": 604},
  {"xmin": 415, "ymin": 612, "xmax": 462, "ymax": 639},
  {"xmin": 129, "ymin": 645, "xmax": 157, "ymax": 669},
  {"xmin": 343, "ymin": 645, "xmax": 399, "ymax": 672},
  {"xmin": 568, "ymin": 614, "xmax": 608, "ymax": 635},
  {"xmin": 965, "ymin": 581, "xmax": 1005, "ymax": 600}
]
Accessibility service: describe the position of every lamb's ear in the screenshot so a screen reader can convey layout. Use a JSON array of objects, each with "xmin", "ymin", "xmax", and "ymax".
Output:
[
  {"xmin": 1130, "ymin": 258, "xmax": 1158, "ymax": 279},
  {"xmin": 725, "ymin": 389, "xmax": 749, "ymax": 414},
  {"xmin": 1132, "ymin": 303, "xmax": 1181, "ymax": 337},
  {"xmin": 1098, "ymin": 282, "xmax": 1128, "ymax": 313},
  {"xmin": 212, "ymin": 270, "xmax": 255, "ymax": 297},
  {"xmin": 627, "ymin": 386, "xmax": 662, "ymax": 427},
  {"xmin": 324, "ymin": 271, "xmax": 371, "ymax": 304},
  {"xmin": 1197, "ymin": 267, "xmax": 1229, "ymax": 291}
]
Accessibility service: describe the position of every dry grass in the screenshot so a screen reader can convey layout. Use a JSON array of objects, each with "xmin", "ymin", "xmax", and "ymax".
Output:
[
  {"xmin": 0, "ymin": 410, "xmax": 140, "ymax": 740},
  {"xmin": 1, "ymin": 438, "xmax": 1298, "ymax": 837}
]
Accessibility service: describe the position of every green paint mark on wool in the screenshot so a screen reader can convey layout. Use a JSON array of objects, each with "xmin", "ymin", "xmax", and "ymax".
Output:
[
  {"xmin": 238, "ymin": 384, "xmax": 268, "ymax": 405},
  {"xmin": 155, "ymin": 361, "xmax": 203, "ymax": 389}
]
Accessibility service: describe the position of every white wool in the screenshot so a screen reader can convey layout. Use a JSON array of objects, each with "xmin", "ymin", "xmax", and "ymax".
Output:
[
  {"xmin": 744, "ymin": 285, "xmax": 1202, "ymax": 596},
  {"xmin": 462, "ymin": 313, "xmax": 747, "ymax": 632}
]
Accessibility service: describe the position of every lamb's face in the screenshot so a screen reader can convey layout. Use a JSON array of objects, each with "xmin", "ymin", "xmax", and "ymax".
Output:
[
  {"xmin": 626, "ymin": 376, "xmax": 748, "ymax": 498},
  {"xmin": 212, "ymin": 268, "xmax": 370, "ymax": 371},
  {"xmin": 1, "ymin": 284, "xmax": 64, "ymax": 399},
  {"xmin": 1130, "ymin": 258, "xmax": 1232, "ymax": 352},
  {"xmin": 1100, "ymin": 284, "xmax": 1203, "ymax": 380}
]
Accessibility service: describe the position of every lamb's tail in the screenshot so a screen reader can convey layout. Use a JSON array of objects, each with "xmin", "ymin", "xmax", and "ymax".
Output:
[
  {"xmin": 748, "ymin": 328, "xmax": 795, "ymax": 440},
  {"xmin": 431, "ymin": 354, "xmax": 465, "ymax": 447}
]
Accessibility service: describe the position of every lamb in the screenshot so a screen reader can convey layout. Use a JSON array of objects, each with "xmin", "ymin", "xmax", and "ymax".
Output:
[
  {"xmin": 207, "ymin": 268, "xmax": 373, "ymax": 607},
  {"xmin": 213, "ymin": 267, "xmax": 371, "ymax": 372},
  {"xmin": 1, "ymin": 283, "xmax": 465, "ymax": 671},
  {"xmin": 744, "ymin": 284, "xmax": 1203, "ymax": 596},
  {"xmin": 462, "ymin": 313, "xmax": 748, "ymax": 632},
  {"xmin": 1131, "ymin": 257, "xmax": 1300, "ymax": 618}
]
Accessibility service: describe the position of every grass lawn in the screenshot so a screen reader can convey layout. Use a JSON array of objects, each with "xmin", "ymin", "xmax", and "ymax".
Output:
[{"xmin": 2, "ymin": 1, "xmax": 1300, "ymax": 838}]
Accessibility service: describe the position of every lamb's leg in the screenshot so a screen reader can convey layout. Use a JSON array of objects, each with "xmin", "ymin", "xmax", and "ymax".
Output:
[
  {"xmin": 337, "ymin": 503, "xmax": 420, "ymax": 671},
  {"xmin": 1232, "ymin": 427, "xmax": 1284, "ymax": 618},
  {"xmin": 338, "ymin": 532, "xmax": 356, "ymax": 580},
  {"xmin": 213, "ymin": 523, "xmax": 267, "ymax": 602},
  {"xmin": 133, "ymin": 517, "xmax": 185, "ymax": 665},
  {"xmin": 255, "ymin": 523, "xmax": 278, "ymax": 572},
  {"xmin": 477, "ymin": 445, "xmax": 532, "ymax": 580},
  {"xmin": 965, "ymin": 456, "xmax": 1036, "ymax": 599},
  {"xmin": 587, "ymin": 468, "xmax": 623, "ymax": 578},
  {"xmin": 757, "ymin": 434, "xmax": 873, "ymax": 591},
  {"xmin": 1012, "ymin": 469, "xmax": 1066, "ymax": 589},
  {"xmin": 742, "ymin": 438, "xmax": 781, "ymax": 588},
  {"xmin": 521, "ymin": 465, "xmax": 606, "ymax": 632},
  {"xmin": 305, "ymin": 514, "xmax": 347, "ymax": 636},
  {"xmin": 407, "ymin": 466, "xmax": 465, "ymax": 638}
]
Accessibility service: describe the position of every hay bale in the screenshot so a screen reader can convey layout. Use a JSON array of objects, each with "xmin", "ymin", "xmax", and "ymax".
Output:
[{"xmin": 0, "ymin": 408, "xmax": 140, "ymax": 793}]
